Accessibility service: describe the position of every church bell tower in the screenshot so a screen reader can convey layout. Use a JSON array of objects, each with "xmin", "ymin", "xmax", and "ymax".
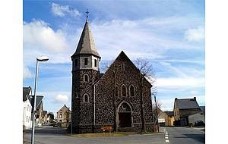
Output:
[{"xmin": 71, "ymin": 13, "xmax": 101, "ymax": 133}]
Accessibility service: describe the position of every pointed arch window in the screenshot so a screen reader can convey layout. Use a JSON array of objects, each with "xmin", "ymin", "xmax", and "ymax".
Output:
[
  {"xmin": 83, "ymin": 74, "xmax": 89, "ymax": 82},
  {"xmin": 83, "ymin": 94, "xmax": 89, "ymax": 103},
  {"xmin": 121, "ymin": 85, "xmax": 127, "ymax": 96},
  {"xmin": 129, "ymin": 85, "xmax": 135, "ymax": 96}
]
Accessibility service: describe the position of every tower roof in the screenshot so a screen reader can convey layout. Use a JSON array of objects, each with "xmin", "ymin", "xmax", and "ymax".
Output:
[{"xmin": 72, "ymin": 21, "xmax": 100, "ymax": 58}]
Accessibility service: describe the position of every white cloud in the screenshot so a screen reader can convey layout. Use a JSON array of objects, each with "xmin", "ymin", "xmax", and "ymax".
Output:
[
  {"xmin": 51, "ymin": 3, "xmax": 80, "ymax": 17},
  {"xmin": 23, "ymin": 66, "xmax": 33, "ymax": 79},
  {"xmin": 91, "ymin": 17, "xmax": 204, "ymax": 60},
  {"xmin": 185, "ymin": 26, "xmax": 205, "ymax": 42},
  {"xmin": 156, "ymin": 77, "xmax": 204, "ymax": 89},
  {"xmin": 23, "ymin": 20, "xmax": 73, "ymax": 65},
  {"xmin": 54, "ymin": 94, "xmax": 68, "ymax": 103},
  {"xmin": 24, "ymin": 20, "xmax": 68, "ymax": 52}
]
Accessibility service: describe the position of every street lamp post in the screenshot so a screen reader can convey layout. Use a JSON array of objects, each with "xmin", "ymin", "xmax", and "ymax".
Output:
[{"xmin": 31, "ymin": 56, "xmax": 49, "ymax": 144}]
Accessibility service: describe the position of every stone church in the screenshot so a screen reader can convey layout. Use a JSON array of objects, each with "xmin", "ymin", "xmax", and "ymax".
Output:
[{"xmin": 71, "ymin": 19, "xmax": 154, "ymax": 133}]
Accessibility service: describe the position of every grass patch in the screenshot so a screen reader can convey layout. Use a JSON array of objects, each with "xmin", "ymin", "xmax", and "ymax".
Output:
[{"xmin": 69, "ymin": 132, "xmax": 130, "ymax": 138}]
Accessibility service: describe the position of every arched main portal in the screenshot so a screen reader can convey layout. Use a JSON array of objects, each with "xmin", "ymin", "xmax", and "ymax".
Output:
[{"xmin": 118, "ymin": 102, "xmax": 132, "ymax": 127}]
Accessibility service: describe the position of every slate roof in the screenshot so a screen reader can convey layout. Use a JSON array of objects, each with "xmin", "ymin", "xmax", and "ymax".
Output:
[
  {"xmin": 175, "ymin": 97, "xmax": 200, "ymax": 109},
  {"xmin": 23, "ymin": 86, "xmax": 32, "ymax": 101},
  {"xmin": 200, "ymin": 106, "xmax": 205, "ymax": 113},
  {"xmin": 30, "ymin": 95, "xmax": 44, "ymax": 111},
  {"xmin": 165, "ymin": 111, "xmax": 174, "ymax": 116},
  {"xmin": 72, "ymin": 21, "xmax": 100, "ymax": 58},
  {"xmin": 58, "ymin": 104, "xmax": 70, "ymax": 112},
  {"xmin": 105, "ymin": 51, "xmax": 152, "ymax": 87}
]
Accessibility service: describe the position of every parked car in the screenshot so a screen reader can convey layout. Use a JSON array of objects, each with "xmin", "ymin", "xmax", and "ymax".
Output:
[{"xmin": 194, "ymin": 120, "xmax": 205, "ymax": 126}]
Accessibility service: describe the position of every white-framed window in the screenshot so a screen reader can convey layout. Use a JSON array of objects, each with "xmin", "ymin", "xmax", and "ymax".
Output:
[
  {"xmin": 84, "ymin": 58, "xmax": 88, "ymax": 65},
  {"xmin": 94, "ymin": 59, "xmax": 97, "ymax": 67}
]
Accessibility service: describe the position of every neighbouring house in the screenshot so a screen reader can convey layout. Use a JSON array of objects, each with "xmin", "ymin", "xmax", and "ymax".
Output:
[
  {"xmin": 188, "ymin": 111, "xmax": 205, "ymax": 126},
  {"xmin": 154, "ymin": 108, "xmax": 167, "ymax": 126},
  {"xmin": 173, "ymin": 97, "xmax": 201, "ymax": 126},
  {"xmin": 30, "ymin": 95, "xmax": 44, "ymax": 126},
  {"xmin": 41, "ymin": 110, "xmax": 48, "ymax": 125},
  {"xmin": 155, "ymin": 109, "xmax": 174, "ymax": 127},
  {"xmin": 71, "ymin": 19, "xmax": 154, "ymax": 133},
  {"xmin": 200, "ymin": 106, "xmax": 205, "ymax": 114},
  {"xmin": 57, "ymin": 105, "xmax": 71, "ymax": 128},
  {"xmin": 47, "ymin": 112, "xmax": 55, "ymax": 124},
  {"xmin": 23, "ymin": 87, "xmax": 32, "ymax": 129},
  {"xmin": 164, "ymin": 111, "xmax": 174, "ymax": 126}
]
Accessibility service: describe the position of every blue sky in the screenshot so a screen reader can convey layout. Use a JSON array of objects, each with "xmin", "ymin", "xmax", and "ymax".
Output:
[{"xmin": 23, "ymin": 0, "xmax": 205, "ymax": 116}]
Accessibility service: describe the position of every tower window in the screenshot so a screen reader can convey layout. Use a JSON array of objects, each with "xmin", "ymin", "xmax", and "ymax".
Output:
[
  {"xmin": 83, "ymin": 94, "xmax": 89, "ymax": 103},
  {"xmin": 84, "ymin": 58, "xmax": 88, "ymax": 65},
  {"xmin": 121, "ymin": 85, "xmax": 127, "ymax": 96},
  {"xmin": 129, "ymin": 85, "xmax": 135, "ymax": 96},
  {"xmin": 94, "ymin": 59, "xmax": 97, "ymax": 67},
  {"xmin": 84, "ymin": 74, "xmax": 89, "ymax": 82},
  {"xmin": 75, "ymin": 59, "xmax": 78, "ymax": 67}
]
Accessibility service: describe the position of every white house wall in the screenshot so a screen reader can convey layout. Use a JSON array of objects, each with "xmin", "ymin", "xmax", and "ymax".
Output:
[{"xmin": 23, "ymin": 99, "xmax": 32, "ymax": 129}]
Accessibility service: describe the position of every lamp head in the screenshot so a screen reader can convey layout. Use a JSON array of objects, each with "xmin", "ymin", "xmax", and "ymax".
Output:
[{"xmin": 37, "ymin": 56, "xmax": 49, "ymax": 62}]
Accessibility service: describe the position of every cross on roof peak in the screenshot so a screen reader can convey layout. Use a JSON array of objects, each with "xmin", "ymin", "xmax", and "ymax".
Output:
[{"xmin": 85, "ymin": 9, "xmax": 89, "ymax": 21}]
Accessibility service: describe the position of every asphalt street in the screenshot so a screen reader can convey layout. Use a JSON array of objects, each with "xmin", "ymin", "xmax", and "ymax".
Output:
[
  {"xmin": 164, "ymin": 127, "xmax": 205, "ymax": 144},
  {"xmin": 23, "ymin": 126, "xmax": 205, "ymax": 144},
  {"xmin": 23, "ymin": 126, "xmax": 166, "ymax": 144}
]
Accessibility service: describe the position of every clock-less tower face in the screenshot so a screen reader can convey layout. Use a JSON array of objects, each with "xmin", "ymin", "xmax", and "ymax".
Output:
[{"xmin": 71, "ymin": 20, "xmax": 100, "ymax": 133}]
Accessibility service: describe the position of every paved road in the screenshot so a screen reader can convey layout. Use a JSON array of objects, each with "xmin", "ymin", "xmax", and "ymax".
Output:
[
  {"xmin": 163, "ymin": 127, "xmax": 205, "ymax": 144},
  {"xmin": 24, "ymin": 126, "xmax": 205, "ymax": 144},
  {"xmin": 24, "ymin": 126, "xmax": 167, "ymax": 144}
]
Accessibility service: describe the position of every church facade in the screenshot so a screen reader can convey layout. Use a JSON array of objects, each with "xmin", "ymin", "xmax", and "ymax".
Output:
[{"xmin": 71, "ymin": 19, "xmax": 154, "ymax": 133}]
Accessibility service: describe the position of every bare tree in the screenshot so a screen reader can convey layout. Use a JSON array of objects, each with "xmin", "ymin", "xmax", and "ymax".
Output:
[
  {"xmin": 134, "ymin": 58, "xmax": 159, "ymax": 132},
  {"xmin": 134, "ymin": 58, "xmax": 157, "ymax": 96}
]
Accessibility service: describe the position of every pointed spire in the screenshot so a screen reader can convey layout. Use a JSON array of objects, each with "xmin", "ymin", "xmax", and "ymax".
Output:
[{"xmin": 72, "ymin": 16, "xmax": 100, "ymax": 58}]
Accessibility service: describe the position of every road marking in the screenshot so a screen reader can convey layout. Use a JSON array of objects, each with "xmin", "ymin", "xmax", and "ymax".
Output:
[{"xmin": 164, "ymin": 129, "xmax": 169, "ymax": 143}]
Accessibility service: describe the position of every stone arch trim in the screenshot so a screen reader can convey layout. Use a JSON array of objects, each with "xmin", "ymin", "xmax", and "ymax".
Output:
[
  {"xmin": 83, "ymin": 74, "xmax": 89, "ymax": 82},
  {"xmin": 83, "ymin": 93, "xmax": 89, "ymax": 103},
  {"xmin": 117, "ymin": 101, "xmax": 133, "ymax": 128},
  {"xmin": 117, "ymin": 101, "xmax": 132, "ymax": 112}
]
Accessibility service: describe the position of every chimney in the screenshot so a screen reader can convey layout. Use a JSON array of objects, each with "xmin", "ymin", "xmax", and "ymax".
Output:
[{"xmin": 194, "ymin": 97, "xmax": 196, "ymax": 101}]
